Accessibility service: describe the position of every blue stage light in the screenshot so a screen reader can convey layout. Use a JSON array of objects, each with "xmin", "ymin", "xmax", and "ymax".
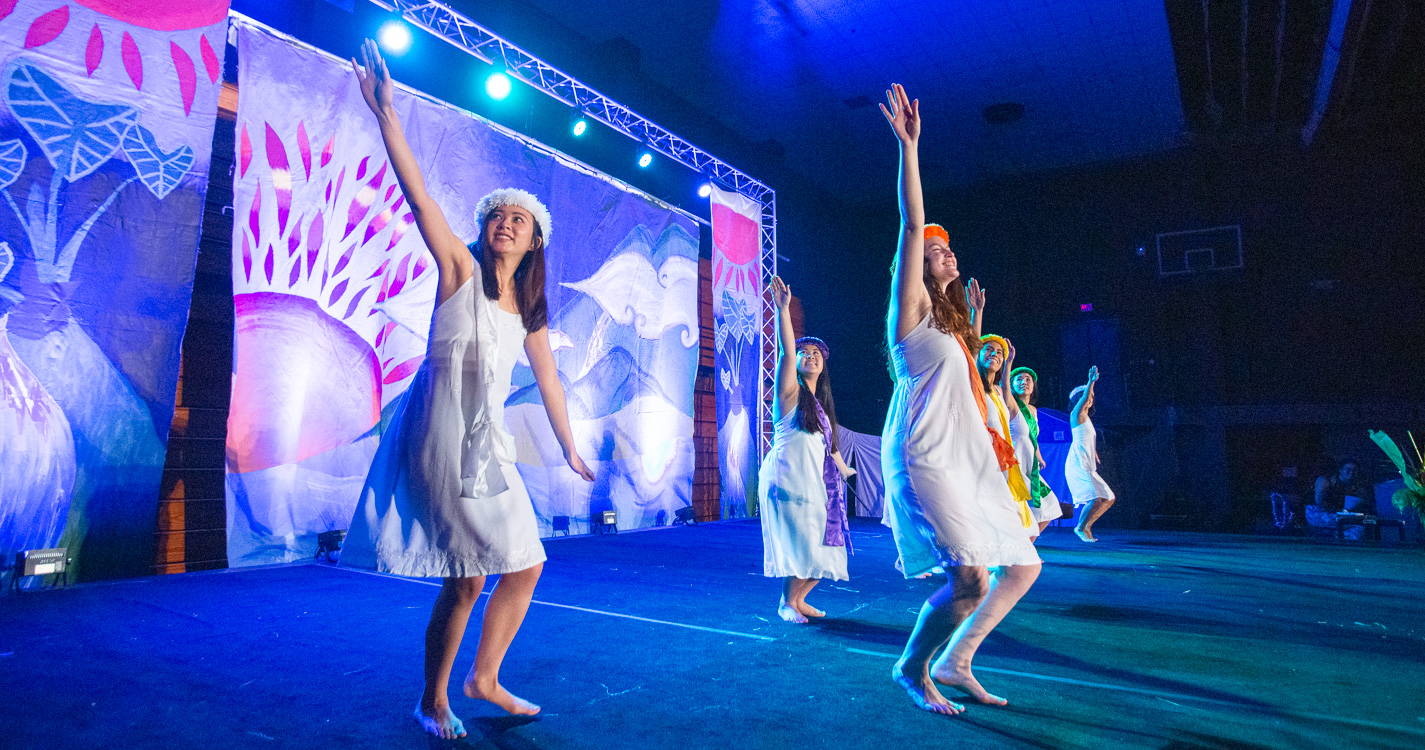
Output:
[
  {"xmin": 377, "ymin": 20, "xmax": 412, "ymax": 55},
  {"xmin": 698, "ymin": 183, "xmax": 712, "ymax": 198},
  {"xmin": 637, "ymin": 149, "xmax": 653, "ymax": 168},
  {"xmin": 571, "ymin": 111, "xmax": 588, "ymax": 137},
  {"xmin": 485, "ymin": 71, "xmax": 512, "ymax": 100}
]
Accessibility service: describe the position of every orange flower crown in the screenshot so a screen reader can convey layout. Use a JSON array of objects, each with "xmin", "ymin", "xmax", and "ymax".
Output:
[{"xmin": 924, "ymin": 224, "xmax": 950, "ymax": 246}]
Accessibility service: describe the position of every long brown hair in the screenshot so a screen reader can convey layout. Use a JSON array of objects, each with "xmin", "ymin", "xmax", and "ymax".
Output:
[
  {"xmin": 471, "ymin": 221, "xmax": 548, "ymax": 332},
  {"xmin": 926, "ymin": 269, "xmax": 978, "ymax": 353},
  {"xmin": 796, "ymin": 364, "xmax": 838, "ymax": 453}
]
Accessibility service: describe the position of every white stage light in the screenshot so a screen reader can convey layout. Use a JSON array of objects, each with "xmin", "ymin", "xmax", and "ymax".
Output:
[
  {"xmin": 377, "ymin": 20, "xmax": 412, "ymax": 55},
  {"xmin": 485, "ymin": 71, "xmax": 512, "ymax": 100}
]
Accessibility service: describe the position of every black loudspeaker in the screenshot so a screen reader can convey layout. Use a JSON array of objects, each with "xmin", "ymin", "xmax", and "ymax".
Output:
[
  {"xmin": 674, "ymin": 507, "xmax": 697, "ymax": 525},
  {"xmin": 552, "ymin": 515, "xmax": 571, "ymax": 535}
]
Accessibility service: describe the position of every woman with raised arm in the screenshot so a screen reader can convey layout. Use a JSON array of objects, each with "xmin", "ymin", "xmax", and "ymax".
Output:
[
  {"xmin": 1006, "ymin": 365, "xmax": 1064, "ymax": 535},
  {"xmin": 757, "ymin": 276, "xmax": 854, "ymax": 623},
  {"xmin": 1066, "ymin": 366, "xmax": 1115, "ymax": 542},
  {"xmin": 878, "ymin": 84, "xmax": 1041, "ymax": 717},
  {"xmin": 340, "ymin": 41, "xmax": 595, "ymax": 740}
]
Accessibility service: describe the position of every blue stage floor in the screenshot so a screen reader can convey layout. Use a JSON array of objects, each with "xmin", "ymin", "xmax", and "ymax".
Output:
[{"xmin": 2, "ymin": 519, "xmax": 1423, "ymax": 749}]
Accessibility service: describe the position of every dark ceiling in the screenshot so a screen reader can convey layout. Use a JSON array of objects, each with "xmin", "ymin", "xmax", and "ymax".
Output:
[{"xmin": 458, "ymin": 0, "xmax": 1188, "ymax": 197}]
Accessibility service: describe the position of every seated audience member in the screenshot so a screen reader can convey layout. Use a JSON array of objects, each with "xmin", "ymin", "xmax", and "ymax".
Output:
[{"xmin": 1306, "ymin": 459, "xmax": 1365, "ymax": 538}]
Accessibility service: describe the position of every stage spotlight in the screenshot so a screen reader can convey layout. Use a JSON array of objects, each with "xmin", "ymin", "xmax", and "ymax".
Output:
[
  {"xmin": 591, "ymin": 509, "xmax": 619, "ymax": 534},
  {"xmin": 637, "ymin": 148, "xmax": 653, "ymax": 168},
  {"xmin": 698, "ymin": 182, "xmax": 713, "ymax": 198},
  {"xmin": 485, "ymin": 71, "xmax": 512, "ymax": 101},
  {"xmin": 377, "ymin": 20, "xmax": 412, "ymax": 55},
  {"xmin": 571, "ymin": 110, "xmax": 588, "ymax": 137}
]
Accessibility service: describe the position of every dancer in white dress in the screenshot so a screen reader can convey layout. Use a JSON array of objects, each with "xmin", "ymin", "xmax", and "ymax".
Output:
[
  {"xmin": 758, "ymin": 276, "xmax": 854, "ymax": 623},
  {"xmin": 342, "ymin": 41, "xmax": 595, "ymax": 740},
  {"xmin": 1066, "ymin": 366, "xmax": 1116, "ymax": 542},
  {"xmin": 974, "ymin": 334, "xmax": 1034, "ymax": 531},
  {"xmin": 1006, "ymin": 365, "xmax": 1064, "ymax": 536},
  {"xmin": 879, "ymin": 84, "xmax": 1041, "ymax": 717}
]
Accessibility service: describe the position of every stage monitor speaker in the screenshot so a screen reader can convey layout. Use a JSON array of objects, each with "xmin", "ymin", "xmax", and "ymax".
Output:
[{"xmin": 552, "ymin": 515, "xmax": 571, "ymax": 535}]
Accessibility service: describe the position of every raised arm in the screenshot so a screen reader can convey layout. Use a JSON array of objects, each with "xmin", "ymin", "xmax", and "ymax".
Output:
[
  {"xmin": 880, "ymin": 84, "xmax": 929, "ymax": 344},
  {"xmin": 770, "ymin": 276, "xmax": 799, "ymax": 417},
  {"xmin": 1071, "ymin": 366, "xmax": 1098, "ymax": 426},
  {"xmin": 354, "ymin": 39, "xmax": 472, "ymax": 305},
  {"xmin": 967, "ymin": 279, "xmax": 985, "ymax": 337},
  {"xmin": 524, "ymin": 327, "xmax": 595, "ymax": 482},
  {"xmin": 1001, "ymin": 339, "xmax": 1019, "ymax": 419}
]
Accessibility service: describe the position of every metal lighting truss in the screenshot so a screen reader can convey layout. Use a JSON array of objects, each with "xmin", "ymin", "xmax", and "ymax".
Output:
[{"xmin": 371, "ymin": 0, "xmax": 779, "ymax": 459}]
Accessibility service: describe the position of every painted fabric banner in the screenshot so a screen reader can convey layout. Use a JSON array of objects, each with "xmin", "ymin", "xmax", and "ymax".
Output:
[
  {"xmin": 709, "ymin": 185, "xmax": 761, "ymax": 518},
  {"xmin": 227, "ymin": 22, "xmax": 698, "ymax": 565},
  {"xmin": 0, "ymin": 0, "xmax": 229, "ymax": 583}
]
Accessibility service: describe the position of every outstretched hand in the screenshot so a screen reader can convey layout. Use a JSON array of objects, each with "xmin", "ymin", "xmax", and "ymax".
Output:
[
  {"xmin": 1004, "ymin": 338, "xmax": 1016, "ymax": 366},
  {"xmin": 770, "ymin": 275, "xmax": 792, "ymax": 310},
  {"xmin": 966, "ymin": 278, "xmax": 986, "ymax": 316},
  {"xmin": 353, "ymin": 38, "xmax": 394, "ymax": 117},
  {"xmin": 879, "ymin": 83, "xmax": 921, "ymax": 145},
  {"xmin": 566, "ymin": 450, "xmax": 596, "ymax": 482},
  {"xmin": 1087, "ymin": 365, "xmax": 1099, "ymax": 384}
]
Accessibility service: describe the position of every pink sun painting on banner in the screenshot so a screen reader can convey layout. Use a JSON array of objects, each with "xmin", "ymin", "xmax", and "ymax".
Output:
[
  {"xmin": 229, "ymin": 20, "xmax": 700, "ymax": 566},
  {"xmin": 227, "ymin": 26, "xmax": 440, "ymax": 566},
  {"xmin": 709, "ymin": 185, "xmax": 764, "ymax": 518}
]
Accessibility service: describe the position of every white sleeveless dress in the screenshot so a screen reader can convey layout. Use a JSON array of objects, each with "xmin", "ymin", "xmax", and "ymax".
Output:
[
  {"xmin": 341, "ymin": 276, "xmax": 546, "ymax": 578},
  {"xmin": 1009, "ymin": 409, "xmax": 1062, "ymax": 524},
  {"xmin": 881, "ymin": 316, "xmax": 1041, "ymax": 577},
  {"xmin": 1066, "ymin": 417, "xmax": 1115, "ymax": 506},
  {"xmin": 758, "ymin": 406, "xmax": 849, "ymax": 581}
]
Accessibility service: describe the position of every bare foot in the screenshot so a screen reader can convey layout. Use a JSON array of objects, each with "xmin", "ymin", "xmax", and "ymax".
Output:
[
  {"xmin": 778, "ymin": 602, "xmax": 808, "ymax": 623},
  {"xmin": 463, "ymin": 678, "xmax": 541, "ymax": 716},
  {"xmin": 795, "ymin": 600, "xmax": 826, "ymax": 618},
  {"xmin": 892, "ymin": 662, "xmax": 963, "ymax": 715},
  {"xmin": 414, "ymin": 701, "xmax": 467, "ymax": 739},
  {"xmin": 1074, "ymin": 527, "xmax": 1097, "ymax": 543},
  {"xmin": 931, "ymin": 664, "xmax": 1008, "ymax": 706}
]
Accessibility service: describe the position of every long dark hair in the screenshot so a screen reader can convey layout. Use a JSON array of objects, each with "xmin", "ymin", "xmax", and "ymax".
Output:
[
  {"xmin": 977, "ymin": 338, "xmax": 1006, "ymax": 391},
  {"xmin": 796, "ymin": 361, "xmax": 838, "ymax": 453},
  {"xmin": 470, "ymin": 220, "xmax": 547, "ymax": 332}
]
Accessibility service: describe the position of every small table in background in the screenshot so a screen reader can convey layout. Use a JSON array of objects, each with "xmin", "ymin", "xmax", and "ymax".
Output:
[{"xmin": 1336, "ymin": 513, "xmax": 1406, "ymax": 542}]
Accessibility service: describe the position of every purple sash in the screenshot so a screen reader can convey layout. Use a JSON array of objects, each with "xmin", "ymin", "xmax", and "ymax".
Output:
[{"xmin": 812, "ymin": 398, "xmax": 851, "ymax": 552}]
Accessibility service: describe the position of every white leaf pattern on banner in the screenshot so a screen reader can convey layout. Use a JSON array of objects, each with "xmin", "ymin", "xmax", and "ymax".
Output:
[
  {"xmin": 121, "ymin": 123, "xmax": 194, "ymax": 199},
  {"xmin": 0, "ymin": 139, "xmax": 26, "ymax": 189},
  {"xmin": 1, "ymin": 60, "xmax": 137, "ymax": 182}
]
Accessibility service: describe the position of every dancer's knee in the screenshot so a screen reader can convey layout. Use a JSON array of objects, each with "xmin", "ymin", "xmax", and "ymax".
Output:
[
  {"xmin": 444, "ymin": 576, "xmax": 486, "ymax": 604},
  {"xmin": 498, "ymin": 562, "xmax": 543, "ymax": 591},
  {"xmin": 949, "ymin": 567, "xmax": 989, "ymax": 602}
]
